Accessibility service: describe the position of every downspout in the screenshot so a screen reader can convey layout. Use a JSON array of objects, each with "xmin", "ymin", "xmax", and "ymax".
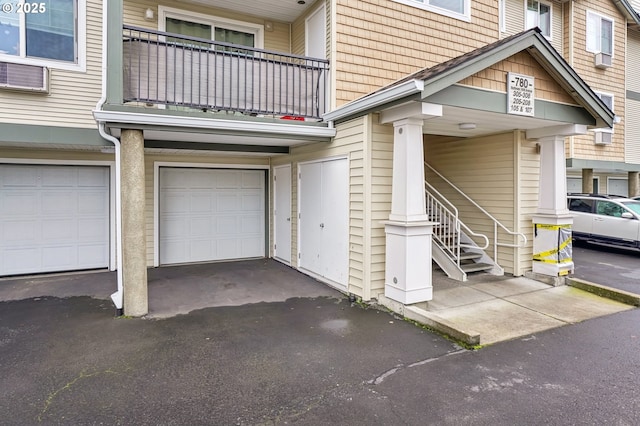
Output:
[{"xmin": 95, "ymin": 0, "xmax": 124, "ymax": 315}]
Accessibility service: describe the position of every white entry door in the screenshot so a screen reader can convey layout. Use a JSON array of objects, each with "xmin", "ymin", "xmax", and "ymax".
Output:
[
  {"xmin": 298, "ymin": 158, "xmax": 349, "ymax": 289},
  {"xmin": 274, "ymin": 164, "xmax": 291, "ymax": 263},
  {"xmin": 0, "ymin": 164, "xmax": 110, "ymax": 276},
  {"xmin": 159, "ymin": 168, "xmax": 265, "ymax": 264}
]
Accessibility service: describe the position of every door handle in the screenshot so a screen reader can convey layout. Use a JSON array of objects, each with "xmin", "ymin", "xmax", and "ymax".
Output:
[{"xmin": 287, "ymin": 217, "xmax": 291, "ymax": 222}]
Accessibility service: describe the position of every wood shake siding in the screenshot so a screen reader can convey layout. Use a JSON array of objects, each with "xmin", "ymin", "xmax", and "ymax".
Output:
[
  {"xmin": 334, "ymin": 0, "xmax": 499, "ymax": 106},
  {"xmin": 271, "ymin": 117, "xmax": 366, "ymax": 296},
  {"xmin": 424, "ymin": 132, "xmax": 519, "ymax": 274},
  {"xmin": 459, "ymin": 52, "xmax": 577, "ymax": 105},
  {"xmin": 0, "ymin": 0, "xmax": 103, "ymax": 128},
  {"xmin": 143, "ymin": 154, "xmax": 270, "ymax": 267},
  {"xmin": 568, "ymin": 0, "xmax": 626, "ymax": 162}
]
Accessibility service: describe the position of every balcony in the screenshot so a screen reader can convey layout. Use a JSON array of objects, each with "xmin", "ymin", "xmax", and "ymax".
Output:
[{"xmin": 122, "ymin": 25, "xmax": 329, "ymax": 121}]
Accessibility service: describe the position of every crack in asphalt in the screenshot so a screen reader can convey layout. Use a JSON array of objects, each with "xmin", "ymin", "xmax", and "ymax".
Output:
[{"xmin": 367, "ymin": 349, "xmax": 468, "ymax": 385}]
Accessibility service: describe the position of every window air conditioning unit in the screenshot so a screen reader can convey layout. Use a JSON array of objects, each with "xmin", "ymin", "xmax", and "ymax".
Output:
[
  {"xmin": 0, "ymin": 62, "xmax": 49, "ymax": 93},
  {"xmin": 594, "ymin": 131, "xmax": 612, "ymax": 145},
  {"xmin": 594, "ymin": 52, "xmax": 612, "ymax": 69}
]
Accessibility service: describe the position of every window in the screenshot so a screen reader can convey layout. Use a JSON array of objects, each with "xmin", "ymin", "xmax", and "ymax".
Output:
[
  {"xmin": 595, "ymin": 91, "xmax": 614, "ymax": 112},
  {"xmin": 568, "ymin": 198, "xmax": 594, "ymax": 213},
  {"xmin": 159, "ymin": 7, "xmax": 263, "ymax": 52},
  {"xmin": 392, "ymin": 0, "xmax": 470, "ymax": 21},
  {"xmin": 0, "ymin": 0, "xmax": 83, "ymax": 69},
  {"xmin": 586, "ymin": 11, "xmax": 613, "ymax": 55},
  {"xmin": 526, "ymin": 0, "xmax": 551, "ymax": 38},
  {"xmin": 596, "ymin": 201, "xmax": 625, "ymax": 217}
]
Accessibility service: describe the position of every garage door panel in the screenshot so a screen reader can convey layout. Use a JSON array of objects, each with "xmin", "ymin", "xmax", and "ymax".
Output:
[
  {"xmin": 242, "ymin": 193, "xmax": 262, "ymax": 210},
  {"xmin": 3, "ymin": 220, "xmax": 38, "ymax": 242},
  {"xmin": 78, "ymin": 218, "xmax": 109, "ymax": 239},
  {"xmin": 217, "ymin": 193, "xmax": 239, "ymax": 211},
  {"xmin": 78, "ymin": 167, "xmax": 109, "ymax": 187},
  {"xmin": 42, "ymin": 246, "xmax": 75, "ymax": 268},
  {"xmin": 190, "ymin": 193, "xmax": 214, "ymax": 212},
  {"xmin": 42, "ymin": 168, "xmax": 75, "ymax": 187},
  {"xmin": 161, "ymin": 192, "xmax": 189, "ymax": 214},
  {"xmin": 79, "ymin": 192, "xmax": 109, "ymax": 213},
  {"xmin": 2, "ymin": 166, "xmax": 38, "ymax": 186},
  {"xmin": 42, "ymin": 219, "xmax": 75, "ymax": 240},
  {"xmin": 190, "ymin": 217, "xmax": 212, "ymax": 237},
  {"xmin": 78, "ymin": 244, "xmax": 109, "ymax": 265},
  {"xmin": 242, "ymin": 171, "xmax": 262, "ymax": 188},
  {"xmin": 3, "ymin": 248, "xmax": 40, "ymax": 274},
  {"xmin": 42, "ymin": 192, "xmax": 75, "ymax": 214},
  {"xmin": 159, "ymin": 167, "xmax": 265, "ymax": 265},
  {"xmin": 161, "ymin": 217, "xmax": 187, "ymax": 238},
  {"xmin": 3, "ymin": 193, "xmax": 38, "ymax": 214}
]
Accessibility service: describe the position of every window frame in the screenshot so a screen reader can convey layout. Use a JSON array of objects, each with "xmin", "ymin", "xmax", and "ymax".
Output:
[
  {"xmin": 586, "ymin": 10, "xmax": 614, "ymax": 57},
  {"xmin": 0, "ymin": 0, "xmax": 86, "ymax": 72},
  {"xmin": 594, "ymin": 90, "xmax": 615, "ymax": 135},
  {"xmin": 158, "ymin": 6, "xmax": 264, "ymax": 50},
  {"xmin": 391, "ymin": 0, "xmax": 471, "ymax": 22},
  {"xmin": 524, "ymin": 0, "xmax": 552, "ymax": 39}
]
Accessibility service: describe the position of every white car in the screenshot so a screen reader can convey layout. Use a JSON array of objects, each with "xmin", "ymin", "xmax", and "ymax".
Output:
[{"xmin": 568, "ymin": 194, "xmax": 640, "ymax": 250}]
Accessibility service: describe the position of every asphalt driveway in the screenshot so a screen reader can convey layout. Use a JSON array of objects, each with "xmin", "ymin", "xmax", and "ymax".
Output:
[{"xmin": 0, "ymin": 293, "xmax": 460, "ymax": 425}]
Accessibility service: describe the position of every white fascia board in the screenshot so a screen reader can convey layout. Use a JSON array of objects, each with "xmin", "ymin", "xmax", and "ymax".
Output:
[
  {"xmin": 323, "ymin": 79, "xmax": 425, "ymax": 122},
  {"xmin": 92, "ymin": 110, "xmax": 336, "ymax": 139}
]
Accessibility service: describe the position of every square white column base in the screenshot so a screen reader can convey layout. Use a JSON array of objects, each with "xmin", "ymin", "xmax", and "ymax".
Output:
[
  {"xmin": 532, "ymin": 214, "xmax": 574, "ymax": 278},
  {"xmin": 384, "ymin": 220, "xmax": 437, "ymax": 305}
]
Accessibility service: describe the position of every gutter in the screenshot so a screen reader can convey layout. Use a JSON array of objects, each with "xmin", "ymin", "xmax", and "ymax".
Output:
[
  {"xmin": 94, "ymin": 0, "xmax": 123, "ymax": 315},
  {"xmin": 323, "ymin": 79, "xmax": 424, "ymax": 123}
]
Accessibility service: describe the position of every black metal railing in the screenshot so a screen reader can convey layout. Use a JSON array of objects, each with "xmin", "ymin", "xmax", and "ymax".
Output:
[{"xmin": 122, "ymin": 25, "xmax": 329, "ymax": 120}]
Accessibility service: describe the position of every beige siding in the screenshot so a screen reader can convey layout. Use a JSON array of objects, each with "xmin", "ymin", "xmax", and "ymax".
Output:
[
  {"xmin": 124, "ymin": 1, "xmax": 291, "ymax": 53},
  {"xmin": 424, "ymin": 132, "xmax": 521, "ymax": 274},
  {"xmin": 626, "ymin": 99, "xmax": 640, "ymax": 164},
  {"xmin": 459, "ymin": 51, "xmax": 577, "ymax": 104},
  {"xmin": 516, "ymin": 132, "xmax": 540, "ymax": 275},
  {"xmin": 271, "ymin": 117, "xmax": 366, "ymax": 296},
  {"xmin": 627, "ymin": 32, "xmax": 640, "ymax": 164},
  {"xmin": 334, "ymin": 0, "xmax": 499, "ymax": 106},
  {"xmin": 568, "ymin": 0, "xmax": 626, "ymax": 162},
  {"xmin": 369, "ymin": 115, "xmax": 393, "ymax": 297},
  {"xmin": 143, "ymin": 153, "xmax": 270, "ymax": 267},
  {"xmin": 0, "ymin": 0, "xmax": 103, "ymax": 128}
]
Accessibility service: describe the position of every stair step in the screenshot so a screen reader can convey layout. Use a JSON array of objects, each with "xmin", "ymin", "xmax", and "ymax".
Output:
[
  {"xmin": 459, "ymin": 251, "xmax": 483, "ymax": 261},
  {"xmin": 460, "ymin": 262, "xmax": 493, "ymax": 273}
]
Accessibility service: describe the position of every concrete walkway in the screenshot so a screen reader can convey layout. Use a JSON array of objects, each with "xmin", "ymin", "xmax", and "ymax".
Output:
[
  {"xmin": 1, "ymin": 259, "xmax": 636, "ymax": 346},
  {"xmin": 388, "ymin": 270, "xmax": 638, "ymax": 346}
]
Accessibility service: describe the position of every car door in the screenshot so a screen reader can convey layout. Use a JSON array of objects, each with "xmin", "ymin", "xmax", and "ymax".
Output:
[
  {"xmin": 568, "ymin": 197, "xmax": 594, "ymax": 238},
  {"xmin": 592, "ymin": 200, "xmax": 639, "ymax": 246}
]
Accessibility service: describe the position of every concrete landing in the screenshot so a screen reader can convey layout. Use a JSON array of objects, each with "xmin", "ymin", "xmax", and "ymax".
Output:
[{"xmin": 380, "ymin": 272, "xmax": 636, "ymax": 346}]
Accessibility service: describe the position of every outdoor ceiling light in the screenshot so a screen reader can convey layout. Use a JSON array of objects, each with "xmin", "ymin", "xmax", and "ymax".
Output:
[{"xmin": 458, "ymin": 123, "xmax": 476, "ymax": 130}]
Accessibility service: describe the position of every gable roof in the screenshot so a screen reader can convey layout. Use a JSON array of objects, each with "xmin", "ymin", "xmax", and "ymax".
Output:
[{"xmin": 324, "ymin": 28, "xmax": 614, "ymax": 129}]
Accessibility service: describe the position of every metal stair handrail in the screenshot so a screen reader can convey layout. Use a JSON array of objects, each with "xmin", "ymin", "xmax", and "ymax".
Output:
[
  {"xmin": 425, "ymin": 162, "xmax": 528, "ymax": 262},
  {"xmin": 425, "ymin": 181, "xmax": 489, "ymax": 267}
]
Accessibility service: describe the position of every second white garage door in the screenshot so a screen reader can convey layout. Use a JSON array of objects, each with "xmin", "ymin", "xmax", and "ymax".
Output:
[{"xmin": 159, "ymin": 168, "xmax": 265, "ymax": 265}]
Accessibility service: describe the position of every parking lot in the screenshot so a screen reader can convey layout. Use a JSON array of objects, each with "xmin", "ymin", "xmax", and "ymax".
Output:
[{"xmin": 573, "ymin": 241, "xmax": 640, "ymax": 294}]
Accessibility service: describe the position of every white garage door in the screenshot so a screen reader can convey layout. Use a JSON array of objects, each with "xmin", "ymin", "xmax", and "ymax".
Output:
[
  {"xmin": 0, "ymin": 164, "xmax": 110, "ymax": 276},
  {"xmin": 607, "ymin": 178, "xmax": 628, "ymax": 197},
  {"xmin": 159, "ymin": 168, "xmax": 265, "ymax": 265}
]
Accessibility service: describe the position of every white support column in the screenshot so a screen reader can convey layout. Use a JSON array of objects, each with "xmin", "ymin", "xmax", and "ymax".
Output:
[
  {"xmin": 384, "ymin": 117, "xmax": 437, "ymax": 304},
  {"xmin": 531, "ymin": 135, "xmax": 574, "ymax": 278}
]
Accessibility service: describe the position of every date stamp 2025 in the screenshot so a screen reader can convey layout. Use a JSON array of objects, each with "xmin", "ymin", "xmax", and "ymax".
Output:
[{"xmin": 1, "ymin": 2, "xmax": 47, "ymax": 14}]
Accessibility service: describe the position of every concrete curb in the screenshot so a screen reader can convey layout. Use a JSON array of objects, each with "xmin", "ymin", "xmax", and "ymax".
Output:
[
  {"xmin": 376, "ymin": 295, "xmax": 481, "ymax": 346},
  {"xmin": 566, "ymin": 278, "xmax": 640, "ymax": 307}
]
